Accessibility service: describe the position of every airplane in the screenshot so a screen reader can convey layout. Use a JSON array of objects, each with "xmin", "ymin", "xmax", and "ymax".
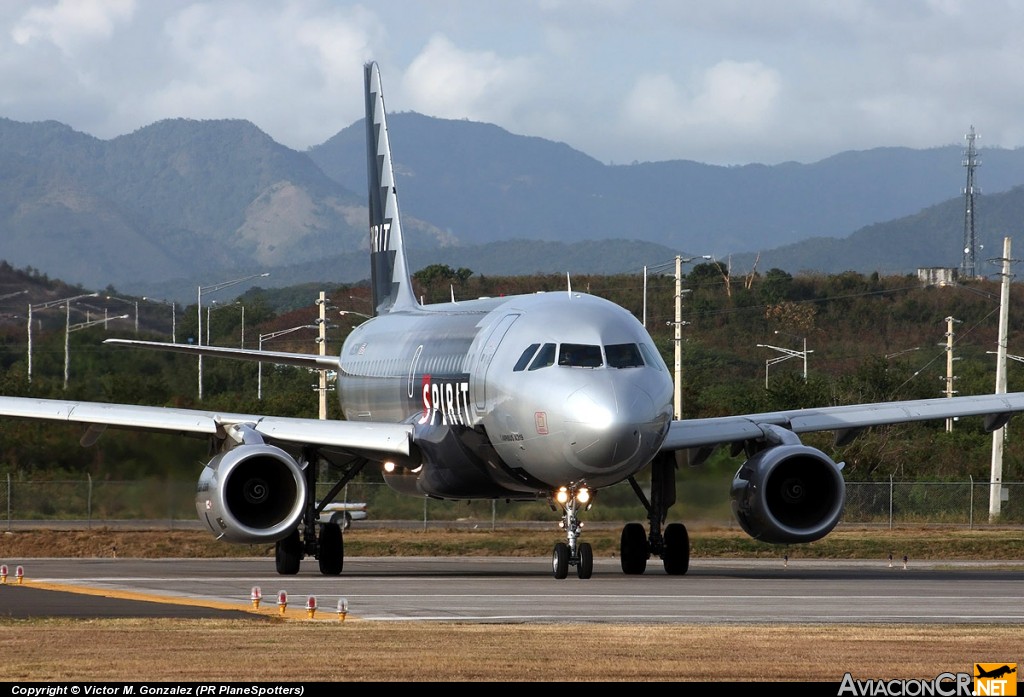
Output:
[
  {"xmin": 4, "ymin": 61, "xmax": 1024, "ymax": 580},
  {"xmin": 975, "ymin": 665, "xmax": 1017, "ymax": 680}
]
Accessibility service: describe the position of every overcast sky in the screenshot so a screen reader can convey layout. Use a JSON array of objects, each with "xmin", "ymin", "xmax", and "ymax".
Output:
[{"xmin": 2, "ymin": 0, "xmax": 1022, "ymax": 166}]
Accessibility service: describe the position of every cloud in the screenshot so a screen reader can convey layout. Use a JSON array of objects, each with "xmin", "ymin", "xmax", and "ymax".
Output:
[
  {"xmin": 3, "ymin": 0, "xmax": 1024, "ymax": 166},
  {"xmin": 401, "ymin": 35, "xmax": 537, "ymax": 127},
  {"xmin": 128, "ymin": 1, "xmax": 382, "ymax": 148},
  {"xmin": 617, "ymin": 61, "xmax": 780, "ymax": 162},
  {"xmin": 12, "ymin": 0, "xmax": 134, "ymax": 54}
]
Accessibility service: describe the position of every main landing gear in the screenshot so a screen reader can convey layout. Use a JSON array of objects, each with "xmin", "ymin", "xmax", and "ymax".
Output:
[
  {"xmin": 274, "ymin": 449, "xmax": 368, "ymax": 576},
  {"xmin": 550, "ymin": 484, "xmax": 594, "ymax": 579},
  {"xmin": 621, "ymin": 451, "xmax": 690, "ymax": 575}
]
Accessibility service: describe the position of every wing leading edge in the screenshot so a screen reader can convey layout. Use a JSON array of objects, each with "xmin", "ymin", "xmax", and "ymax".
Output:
[
  {"xmin": 661, "ymin": 392, "xmax": 1024, "ymax": 453},
  {"xmin": 104, "ymin": 338, "xmax": 341, "ymax": 371},
  {"xmin": 0, "ymin": 395, "xmax": 412, "ymax": 456}
]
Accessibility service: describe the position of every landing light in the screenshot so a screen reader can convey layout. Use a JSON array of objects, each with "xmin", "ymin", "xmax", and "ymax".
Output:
[
  {"xmin": 383, "ymin": 461, "xmax": 396, "ymax": 473},
  {"xmin": 555, "ymin": 486, "xmax": 591, "ymax": 507}
]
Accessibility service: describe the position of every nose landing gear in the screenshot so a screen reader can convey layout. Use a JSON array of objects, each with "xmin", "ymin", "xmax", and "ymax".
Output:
[{"xmin": 551, "ymin": 484, "xmax": 594, "ymax": 580}]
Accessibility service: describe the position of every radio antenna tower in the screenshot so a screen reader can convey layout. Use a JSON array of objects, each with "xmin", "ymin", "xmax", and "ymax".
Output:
[{"xmin": 961, "ymin": 125, "xmax": 980, "ymax": 278}]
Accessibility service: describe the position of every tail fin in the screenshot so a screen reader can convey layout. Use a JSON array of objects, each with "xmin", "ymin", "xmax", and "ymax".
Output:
[{"xmin": 364, "ymin": 61, "xmax": 419, "ymax": 314}]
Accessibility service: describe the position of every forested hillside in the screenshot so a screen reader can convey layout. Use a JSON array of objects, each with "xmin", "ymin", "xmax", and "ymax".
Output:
[{"xmin": 1, "ymin": 263, "xmax": 1022, "ymax": 486}]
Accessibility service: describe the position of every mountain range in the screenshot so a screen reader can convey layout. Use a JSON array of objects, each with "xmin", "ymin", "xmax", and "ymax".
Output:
[{"xmin": 2, "ymin": 111, "xmax": 1024, "ymax": 303}]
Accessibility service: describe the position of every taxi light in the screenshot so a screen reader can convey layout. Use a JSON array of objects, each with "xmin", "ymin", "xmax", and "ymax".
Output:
[
  {"xmin": 576, "ymin": 488, "xmax": 591, "ymax": 505},
  {"xmin": 306, "ymin": 595, "xmax": 317, "ymax": 619},
  {"xmin": 555, "ymin": 487, "xmax": 570, "ymax": 504},
  {"xmin": 383, "ymin": 461, "xmax": 396, "ymax": 473},
  {"xmin": 277, "ymin": 590, "xmax": 288, "ymax": 615},
  {"xmin": 337, "ymin": 597, "xmax": 348, "ymax": 621},
  {"xmin": 250, "ymin": 586, "xmax": 262, "ymax": 609}
]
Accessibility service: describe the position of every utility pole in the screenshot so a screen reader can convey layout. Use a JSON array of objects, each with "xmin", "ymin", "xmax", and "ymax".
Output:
[
  {"xmin": 961, "ymin": 126, "xmax": 980, "ymax": 279},
  {"xmin": 664, "ymin": 254, "xmax": 710, "ymax": 418},
  {"xmin": 674, "ymin": 256, "xmax": 682, "ymax": 419},
  {"xmin": 943, "ymin": 316, "xmax": 961, "ymax": 431},
  {"xmin": 317, "ymin": 291, "xmax": 328, "ymax": 420},
  {"xmin": 989, "ymin": 237, "xmax": 1014, "ymax": 521}
]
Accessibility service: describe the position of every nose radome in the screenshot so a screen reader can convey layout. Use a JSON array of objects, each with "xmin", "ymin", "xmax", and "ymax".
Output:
[{"xmin": 564, "ymin": 382, "xmax": 655, "ymax": 472}]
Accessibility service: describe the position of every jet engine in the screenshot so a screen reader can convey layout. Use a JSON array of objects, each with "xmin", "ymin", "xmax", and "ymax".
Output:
[
  {"xmin": 195, "ymin": 444, "xmax": 307, "ymax": 544},
  {"xmin": 729, "ymin": 438, "xmax": 845, "ymax": 545}
]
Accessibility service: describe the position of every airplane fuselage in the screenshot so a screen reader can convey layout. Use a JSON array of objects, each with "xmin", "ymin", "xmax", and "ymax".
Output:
[{"xmin": 338, "ymin": 291, "xmax": 675, "ymax": 500}]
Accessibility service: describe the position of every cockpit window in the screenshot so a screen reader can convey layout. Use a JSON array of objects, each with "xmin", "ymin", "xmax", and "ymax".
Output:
[
  {"xmin": 558, "ymin": 343, "xmax": 603, "ymax": 368},
  {"xmin": 513, "ymin": 343, "xmax": 540, "ymax": 372},
  {"xmin": 606, "ymin": 343, "xmax": 644, "ymax": 368},
  {"xmin": 528, "ymin": 343, "xmax": 556, "ymax": 371},
  {"xmin": 638, "ymin": 343, "xmax": 666, "ymax": 371}
]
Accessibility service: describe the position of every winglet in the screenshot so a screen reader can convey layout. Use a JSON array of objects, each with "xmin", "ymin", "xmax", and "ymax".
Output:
[{"xmin": 364, "ymin": 61, "xmax": 419, "ymax": 314}]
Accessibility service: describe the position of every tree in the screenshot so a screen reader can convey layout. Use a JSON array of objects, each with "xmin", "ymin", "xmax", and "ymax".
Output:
[{"xmin": 414, "ymin": 264, "xmax": 457, "ymax": 302}]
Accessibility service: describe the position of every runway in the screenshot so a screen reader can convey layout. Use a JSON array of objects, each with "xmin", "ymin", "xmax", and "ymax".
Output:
[{"xmin": 2, "ymin": 556, "xmax": 1022, "ymax": 624}]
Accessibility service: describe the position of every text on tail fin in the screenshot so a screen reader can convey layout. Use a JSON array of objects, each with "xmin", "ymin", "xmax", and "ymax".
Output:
[{"xmin": 364, "ymin": 61, "xmax": 418, "ymax": 314}]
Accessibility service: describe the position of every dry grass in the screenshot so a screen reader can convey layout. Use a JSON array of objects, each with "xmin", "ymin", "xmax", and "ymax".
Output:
[
  {"xmin": 0, "ymin": 618, "xmax": 1019, "ymax": 682},
  {"xmin": 2, "ymin": 524, "xmax": 1023, "ymax": 560}
]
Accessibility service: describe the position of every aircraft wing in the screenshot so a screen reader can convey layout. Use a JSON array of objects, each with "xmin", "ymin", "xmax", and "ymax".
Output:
[
  {"xmin": 661, "ymin": 392, "xmax": 1024, "ymax": 452},
  {"xmin": 0, "ymin": 396, "xmax": 413, "ymax": 455},
  {"xmin": 104, "ymin": 338, "xmax": 341, "ymax": 371}
]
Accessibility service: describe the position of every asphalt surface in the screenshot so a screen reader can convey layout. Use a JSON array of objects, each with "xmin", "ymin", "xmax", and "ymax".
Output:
[{"xmin": 2, "ymin": 556, "xmax": 1022, "ymax": 624}]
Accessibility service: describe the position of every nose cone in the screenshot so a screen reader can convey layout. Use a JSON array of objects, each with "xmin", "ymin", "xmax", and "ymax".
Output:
[{"xmin": 564, "ymin": 379, "xmax": 667, "ymax": 479}]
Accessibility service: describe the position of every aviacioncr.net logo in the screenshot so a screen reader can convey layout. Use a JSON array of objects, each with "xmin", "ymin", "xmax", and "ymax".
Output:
[{"xmin": 974, "ymin": 663, "xmax": 1017, "ymax": 696}]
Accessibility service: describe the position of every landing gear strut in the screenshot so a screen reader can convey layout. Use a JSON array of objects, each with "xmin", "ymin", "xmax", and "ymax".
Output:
[
  {"xmin": 550, "ymin": 484, "xmax": 594, "ymax": 580},
  {"xmin": 621, "ymin": 451, "xmax": 690, "ymax": 575},
  {"xmin": 273, "ymin": 449, "xmax": 368, "ymax": 576}
]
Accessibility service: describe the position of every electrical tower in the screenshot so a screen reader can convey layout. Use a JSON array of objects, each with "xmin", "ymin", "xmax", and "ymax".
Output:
[{"xmin": 961, "ymin": 125, "xmax": 980, "ymax": 278}]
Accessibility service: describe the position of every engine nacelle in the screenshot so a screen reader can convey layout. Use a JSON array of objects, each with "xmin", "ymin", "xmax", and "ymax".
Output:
[
  {"xmin": 729, "ymin": 442, "xmax": 845, "ymax": 544},
  {"xmin": 195, "ymin": 443, "xmax": 306, "ymax": 544}
]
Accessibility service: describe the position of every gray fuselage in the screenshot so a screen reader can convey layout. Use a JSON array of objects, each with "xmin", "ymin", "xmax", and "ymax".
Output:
[{"xmin": 337, "ymin": 291, "xmax": 674, "ymax": 499}]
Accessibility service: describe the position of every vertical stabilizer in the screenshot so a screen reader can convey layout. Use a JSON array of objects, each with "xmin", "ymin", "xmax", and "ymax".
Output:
[{"xmin": 365, "ymin": 61, "xmax": 419, "ymax": 314}]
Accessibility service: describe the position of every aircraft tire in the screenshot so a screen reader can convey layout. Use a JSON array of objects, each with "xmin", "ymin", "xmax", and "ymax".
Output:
[
  {"xmin": 318, "ymin": 522, "xmax": 344, "ymax": 576},
  {"xmin": 275, "ymin": 528, "xmax": 302, "ymax": 575},
  {"xmin": 663, "ymin": 522, "xmax": 690, "ymax": 575},
  {"xmin": 620, "ymin": 522, "xmax": 648, "ymax": 575},
  {"xmin": 577, "ymin": 542, "xmax": 594, "ymax": 579},
  {"xmin": 552, "ymin": 542, "xmax": 569, "ymax": 580}
]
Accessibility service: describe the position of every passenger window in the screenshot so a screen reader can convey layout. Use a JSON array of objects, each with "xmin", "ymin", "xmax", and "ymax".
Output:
[
  {"xmin": 606, "ymin": 343, "xmax": 644, "ymax": 368},
  {"xmin": 528, "ymin": 343, "xmax": 556, "ymax": 371},
  {"xmin": 514, "ymin": 344, "xmax": 540, "ymax": 372},
  {"xmin": 559, "ymin": 343, "xmax": 603, "ymax": 368}
]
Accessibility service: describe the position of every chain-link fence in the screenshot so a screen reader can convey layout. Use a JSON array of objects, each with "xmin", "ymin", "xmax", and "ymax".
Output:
[
  {"xmin": 844, "ymin": 479, "xmax": 1024, "ymax": 527},
  {"xmin": 2, "ymin": 474, "xmax": 1022, "ymax": 529}
]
